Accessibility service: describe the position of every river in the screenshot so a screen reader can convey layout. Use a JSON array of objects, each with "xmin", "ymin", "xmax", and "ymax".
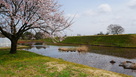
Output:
[
  {"xmin": 23, "ymin": 43, "xmax": 136, "ymax": 76},
  {"xmin": 0, "ymin": 38, "xmax": 11, "ymax": 47}
]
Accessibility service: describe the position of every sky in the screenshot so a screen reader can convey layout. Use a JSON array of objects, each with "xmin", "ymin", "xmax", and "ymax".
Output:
[{"xmin": 58, "ymin": 0, "xmax": 136, "ymax": 36}]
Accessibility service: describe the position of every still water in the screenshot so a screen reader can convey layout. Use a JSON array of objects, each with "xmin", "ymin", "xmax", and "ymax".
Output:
[
  {"xmin": 24, "ymin": 43, "xmax": 136, "ymax": 76},
  {"xmin": 0, "ymin": 38, "xmax": 11, "ymax": 47}
]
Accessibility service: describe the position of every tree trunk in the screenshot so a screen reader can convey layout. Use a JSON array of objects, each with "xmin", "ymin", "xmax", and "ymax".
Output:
[{"xmin": 10, "ymin": 39, "xmax": 18, "ymax": 54}]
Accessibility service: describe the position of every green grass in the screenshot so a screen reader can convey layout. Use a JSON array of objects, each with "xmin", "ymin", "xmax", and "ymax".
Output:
[
  {"xmin": 0, "ymin": 49, "xmax": 131, "ymax": 77},
  {"xmin": 0, "ymin": 46, "xmax": 29, "ymax": 50},
  {"xmin": 60, "ymin": 34, "xmax": 136, "ymax": 47},
  {"xmin": 19, "ymin": 34, "xmax": 136, "ymax": 47},
  {"xmin": 18, "ymin": 39, "xmax": 54, "ymax": 45}
]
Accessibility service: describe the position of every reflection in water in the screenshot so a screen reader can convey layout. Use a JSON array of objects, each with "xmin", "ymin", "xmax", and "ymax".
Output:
[
  {"xmin": 59, "ymin": 50, "xmax": 87, "ymax": 54},
  {"xmin": 59, "ymin": 50, "xmax": 88, "ymax": 54},
  {"xmin": 90, "ymin": 46, "xmax": 136, "ymax": 59},
  {"xmin": 23, "ymin": 44, "xmax": 136, "ymax": 76},
  {"xmin": 32, "ymin": 45, "xmax": 46, "ymax": 49}
]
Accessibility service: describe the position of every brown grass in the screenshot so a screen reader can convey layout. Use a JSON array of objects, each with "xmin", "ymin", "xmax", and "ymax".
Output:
[{"xmin": 58, "ymin": 45, "xmax": 89, "ymax": 52}]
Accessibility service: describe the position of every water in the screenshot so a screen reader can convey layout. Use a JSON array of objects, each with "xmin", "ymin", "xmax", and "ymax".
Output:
[
  {"xmin": 0, "ymin": 38, "xmax": 11, "ymax": 47},
  {"xmin": 23, "ymin": 44, "xmax": 136, "ymax": 76}
]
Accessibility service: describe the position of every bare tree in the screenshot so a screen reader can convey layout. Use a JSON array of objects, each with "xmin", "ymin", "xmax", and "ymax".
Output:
[
  {"xmin": 107, "ymin": 24, "xmax": 124, "ymax": 35},
  {"xmin": 0, "ymin": 0, "xmax": 72, "ymax": 54}
]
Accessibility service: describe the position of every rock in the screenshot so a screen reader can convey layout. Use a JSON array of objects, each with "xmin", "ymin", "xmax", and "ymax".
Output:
[
  {"xmin": 110, "ymin": 60, "xmax": 116, "ymax": 64},
  {"xmin": 119, "ymin": 61, "xmax": 136, "ymax": 70},
  {"xmin": 126, "ymin": 61, "xmax": 132, "ymax": 63},
  {"xmin": 129, "ymin": 63, "xmax": 136, "ymax": 70}
]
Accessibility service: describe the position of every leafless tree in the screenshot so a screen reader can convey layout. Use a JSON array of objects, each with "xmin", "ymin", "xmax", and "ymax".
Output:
[
  {"xmin": 107, "ymin": 24, "xmax": 124, "ymax": 35},
  {"xmin": 0, "ymin": 0, "xmax": 72, "ymax": 54}
]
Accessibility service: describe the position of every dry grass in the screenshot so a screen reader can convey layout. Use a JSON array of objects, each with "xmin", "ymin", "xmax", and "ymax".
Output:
[
  {"xmin": 76, "ymin": 45, "xmax": 89, "ymax": 52},
  {"xmin": 58, "ymin": 45, "xmax": 89, "ymax": 52},
  {"xmin": 45, "ymin": 62, "xmax": 67, "ymax": 72}
]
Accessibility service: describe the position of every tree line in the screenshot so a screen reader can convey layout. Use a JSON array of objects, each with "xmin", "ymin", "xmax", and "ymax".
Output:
[
  {"xmin": 97, "ymin": 24, "xmax": 124, "ymax": 35},
  {"xmin": 21, "ymin": 32, "xmax": 46, "ymax": 40}
]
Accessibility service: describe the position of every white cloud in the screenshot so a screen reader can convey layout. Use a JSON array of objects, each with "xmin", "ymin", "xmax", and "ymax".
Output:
[
  {"xmin": 128, "ymin": 0, "xmax": 136, "ymax": 9},
  {"xmin": 98, "ymin": 4, "xmax": 112, "ymax": 13},
  {"xmin": 61, "ymin": 1, "xmax": 136, "ymax": 36}
]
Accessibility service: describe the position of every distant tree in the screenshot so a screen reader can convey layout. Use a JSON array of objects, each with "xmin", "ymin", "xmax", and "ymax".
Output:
[
  {"xmin": 21, "ymin": 31, "xmax": 34, "ymax": 40},
  {"xmin": 35, "ymin": 32, "xmax": 43, "ymax": 40},
  {"xmin": 105, "ymin": 32, "xmax": 109, "ymax": 35},
  {"xmin": 97, "ymin": 32, "xmax": 104, "ymax": 35},
  {"xmin": 77, "ymin": 34, "xmax": 81, "ymax": 36},
  {"xmin": 107, "ymin": 24, "xmax": 124, "ymax": 35}
]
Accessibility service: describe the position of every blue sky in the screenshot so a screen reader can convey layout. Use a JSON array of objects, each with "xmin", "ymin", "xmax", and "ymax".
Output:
[{"xmin": 58, "ymin": 0, "xmax": 136, "ymax": 36}]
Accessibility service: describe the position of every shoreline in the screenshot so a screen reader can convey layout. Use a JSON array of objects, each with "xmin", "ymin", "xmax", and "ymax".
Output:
[
  {"xmin": 18, "ymin": 40, "xmax": 135, "ymax": 48},
  {"xmin": 0, "ymin": 49, "xmax": 131, "ymax": 77}
]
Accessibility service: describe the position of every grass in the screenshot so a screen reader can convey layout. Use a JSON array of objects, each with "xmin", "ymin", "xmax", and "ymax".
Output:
[
  {"xmin": 19, "ymin": 34, "xmax": 136, "ymax": 48},
  {"xmin": 18, "ymin": 38, "xmax": 55, "ymax": 43},
  {"xmin": 60, "ymin": 34, "xmax": 136, "ymax": 47},
  {"xmin": 0, "ymin": 49, "xmax": 131, "ymax": 77},
  {"xmin": 0, "ymin": 46, "xmax": 29, "ymax": 50}
]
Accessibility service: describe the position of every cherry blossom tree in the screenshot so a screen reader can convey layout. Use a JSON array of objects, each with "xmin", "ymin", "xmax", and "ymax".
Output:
[{"xmin": 0, "ymin": 0, "xmax": 72, "ymax": 54}]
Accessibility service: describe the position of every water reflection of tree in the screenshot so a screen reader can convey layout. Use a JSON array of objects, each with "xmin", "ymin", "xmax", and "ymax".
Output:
[
  {"xmin": 18, "ymin": 42, "xmax": 46, "ymax": 49},
  {"xmin": 59, "ymin": 50, "xmax": 88, "ymax": 54},
  {"xmin": 18, "ymin": 42, "xmax": 35, "ymax": 46},
  {"xmin": 35, "ymin": 46, "xmax": 46, "ymax": 49},
  {"xmin": 24, "ymin": 46, "xmax": 33, "ymax": 50},
  {"xmin": 90, "ymin": 46, "xmax": 136, "ymax": 59},
  {"xmin": 35, "ymin": 43, "xmax": 43, "ymax": 45}
]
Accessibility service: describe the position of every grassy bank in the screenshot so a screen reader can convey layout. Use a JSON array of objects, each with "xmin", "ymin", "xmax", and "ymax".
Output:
[
  {"xmin": 0, "ymin": 50, "xmax": 131, "ymax": 77},
  {"xmin": 18, "ymin": 38, "xmax": 54, "ymax": 45},
  {"xmin": 0, "ymin": 46, "xmax": 29, "ymax": 50},
  {"xmin": 18, "ymin": 34, "xmax": 136, "ymax": 47},
  {"xmin": 60, "ymin": 34, "xmax": 136, "ymax": 47}
]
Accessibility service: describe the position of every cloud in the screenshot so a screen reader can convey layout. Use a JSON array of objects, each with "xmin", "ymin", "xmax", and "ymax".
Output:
[
  {"xmin": 98, "ymin": 4, "xmax": 112, "ymax": 13},
  {"xmin": 128, "ymin": 0, "xmax": 136, "ymax": 9}
]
